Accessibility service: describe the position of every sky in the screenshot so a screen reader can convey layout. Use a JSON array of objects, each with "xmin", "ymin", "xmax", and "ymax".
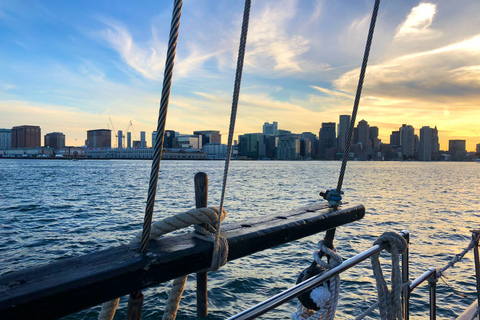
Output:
[{"xmin": 1, "ymin": 0, "xmax": 479, "ymax": 151}]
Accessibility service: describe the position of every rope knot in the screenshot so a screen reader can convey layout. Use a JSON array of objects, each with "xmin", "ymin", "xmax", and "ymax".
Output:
[
  {"xmin": 373, "ymin": 231, "xmax": 407, "ymax": 255},
  {"xmin": 371, "ymin": 232, "xmax": 406, "ymax": 320}
]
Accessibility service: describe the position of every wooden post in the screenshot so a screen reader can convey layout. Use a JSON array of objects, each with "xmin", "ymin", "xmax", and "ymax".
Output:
[{"xmin": 195, "ymin": 172, "xmax": 208, "ymax": 317}]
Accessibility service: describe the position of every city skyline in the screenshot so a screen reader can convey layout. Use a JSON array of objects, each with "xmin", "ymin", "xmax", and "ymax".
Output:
[{"xmin": 1, "ymin": 1, "xmax": 480, "ymax": 151}]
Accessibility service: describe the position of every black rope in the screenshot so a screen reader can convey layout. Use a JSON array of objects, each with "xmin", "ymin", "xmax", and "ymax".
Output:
[
  {"xmin": 212, "ymin": 0, "xmax": 251, "ymax": 270},
  {"xmin": 325, "ymin": 0, "xmax": 381, "ymax": 247},
  {"xmin": 127, "ymin": 2, "xmax": 183, "ymax": 317},
  {"xmin": 140, "ymin": 0, "xmax": 183, "ymax": 254}
]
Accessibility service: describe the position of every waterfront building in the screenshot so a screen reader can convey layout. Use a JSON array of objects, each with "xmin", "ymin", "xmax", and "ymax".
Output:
[
  {"xmin": 300, "ymin": 139, "xmax": 311, "ymax": 158},
  {"xmin": 356, "ymin": 120, "xmax": 371, "ymax": 149},
  {"xmin": 118, "ymin": 130, "xmax": 123, "ymax": 149},
  {"xmin": 152, "ymin": 131, "xmax": 157, "ymax": 148},
  {"xmin": 175, "ymin": 135, "xmax": 202, "ymax": 149},
  {"xmin": 370, "ymin": 126, "xmax": 379, "ymax": 148},
  {"xmin": 263, "ymin": 122, "xmax": 278, "ymax": 135},
  {"xmin": 400, "ymin": 124, "xmax": 415, "ymax": 158},
  {"xmin": 11, "ymin": 125, "xmax": 41, "ymax": 148},
  {"xmin": 133, "ymin": 141, "xmax": 141, "ymax": 148},
  {"xmin": 318, "ymin": 122, "xmax": 336, "ymax": 158},
  {"xmin": 85, "ymin": 148, "xmax": 206, "ymax": 160},
  {"xmin": 265, "ymin": 135, "xmax": 278, "ymax": 159},
  {"xmin": 86, "ymin": 129, "xmax": 111, "ymax": 148},
  {"xmin": 202, "ymin": 143, "xmax": 228, "ymax": 159},
  {"xmin": 477, "ymin": 143, "xmax": 480, "ymax": 154},
  {"xmin": 238, "ymin": 133, "xmax": 266, "ymax": 159},
  {"xmin": 127, "ymin": 132, "xmax": 132, "ymax": 149},
  {"xmin": 44, "ymin": 132, "xmax": 66, "ymax": 149},
  {"xmin": 419, "ymin": 126, "xmax": 432, "ymax": 161},
  {"xmin": 301, "ymin": 132, "xmax": 318, "ymax": 156},
  {"xmin": 193, "ymin": 130, "xmax": 221, "ymax": 146},
  {"xmin": 276, "ymin": 136, "xmax": 300, "ymax": 160},
  {"xmin": 140, "ymin": 131, "xmax": 146, "ymax": 148},
  {"xmin": 390, "ymin": 130, "xmax": 400, "ymax": 148},
  {"xmin": 338, "ymin": 115, "xmax": 350, "ymax": 152},
  {"xmin": 3, "ymin": 147, "xmax": 54, "ymax": 157},
  {"xmin": 277, "ymin": 129, "xmax": 291, "ymax": 136},
  {"xmin": 0, "ymin": 129, "xmax": 12, "ymax": 150},
  {"xmin": 164, "ymin": 130, "xmax": 175, "ymax": 148},
  {"xmin": 449, "ymin": 140, "xmax": 466, "ymax": 161},
  {"xmin": 432, "ymin": 126, "xmax": 440, "ymax": 153}
]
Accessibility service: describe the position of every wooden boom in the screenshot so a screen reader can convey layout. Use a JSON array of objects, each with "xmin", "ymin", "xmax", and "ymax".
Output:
[{"xmin": 0, "ymin": 203, "xmax": 365, "ymax": 320}]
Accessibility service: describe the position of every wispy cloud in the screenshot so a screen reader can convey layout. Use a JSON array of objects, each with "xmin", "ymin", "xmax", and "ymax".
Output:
[
  {"xmin": 394, "ymin": 3, "xmax": 441, "ymax": 41},
  {"xmin": 334, "ymin": 35, "xmax": 480, "ymax": 101},
  {"xmin": 94, "ymin": 17, "xmax": 166, "ymax": 80},
  {"xmin": 311, "ymin": 86, "xmax": 354, "ymax": 100},
  {"xmin": 244, "ymin": 0, "xmax": 330, "ymax": 75}
]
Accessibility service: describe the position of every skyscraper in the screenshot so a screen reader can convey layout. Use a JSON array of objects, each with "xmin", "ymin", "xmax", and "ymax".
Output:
[
  {"xmin": 140, "ymin": 131, "xmax": 146, "ymax": 148},
  {"xmin": 263, "ymin": 122, "xmax": 278, "ymax": 135},
  {"xmin": 118, "ymin": 130, "xmax": 123, "ymax": 149},
  {"xmin": 127, "ymin": 132, "xmax": 132, "ymax": 149},
  {"xmin": 356, "ymin": 120, "xmax": 371, "ymax": 149},
  {"xmin": 400, "ymin": 124, "xmax": 415, "ymax": 158},
  {"xmin": 318, "ymin": 122, "xmax": 336, "ymax": 157},
  {"xmin": 449, "ymin": 140, "xmax": 466, "ymax": 161},
  {"xmin": 152, "ymin": 131, "xmax": 157, "ymax": 148},
  {"xmin": 338, "ymin": 115, "xmax": 350, "ymax": 152},
  {"xmin": 390, "ymin": 130, "xmax": 400, "ymax": 148},
  {"xmin": 419, "ymin": 126, "xmax": 432, "ymax": 161},
  {"xmin": 11, "ymin": 125, "xmax": 41, "ymax": 148},
  {"xmin": 432, "ymin": 126, "xmax": 440, "ymax": 152}
]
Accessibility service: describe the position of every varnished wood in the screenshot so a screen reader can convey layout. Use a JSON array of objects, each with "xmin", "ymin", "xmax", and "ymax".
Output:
[{"xmin": 0, "ymin": 203, "xmax": 365, "ymax": 320}]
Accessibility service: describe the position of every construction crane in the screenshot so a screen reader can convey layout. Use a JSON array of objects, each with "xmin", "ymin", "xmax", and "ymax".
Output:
[
  {"xmin": 125, "ymin": 120, "xmax": 138, "ymax": 141},
  {"xmin": 109, "ymin": 117, "xmax": 118, "ymax": 148},
  {"xmin": 124, "ymin": 120, "xmax": 138, "ymax": 149}
]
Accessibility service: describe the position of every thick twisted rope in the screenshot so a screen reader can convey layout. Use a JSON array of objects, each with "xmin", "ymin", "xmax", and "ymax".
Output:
[
  {"xmin": 437, "ymin": 236, "xmax": 477, "ymax": 278},
  {"xmin": 212, "ymin": 0, "xmax": 251, "ymax": 272},
  {"xmin": 371, "ymin": 231, "xmax": 407, "ymax": 320},
  {"xmin": 98, "ymin": 207, "xmax": 227, "ymax": 320},
  {"xmin": 336, "ymin": 0, "xmax": 380, "ymax": 194},
  {"xmin": 141, "ymin": 0, "xmax": 183, "ymax": 254},
  {"xmin": 323, "ymin": 0, "xmax": 381, "ymax": 249},
  {"xmin": 358, "ymin": 234, "xmax": 479, "ymax": 320},
  {"xmin": 292, "ymin": 242, "xmax": 343, "ymax": 320}
]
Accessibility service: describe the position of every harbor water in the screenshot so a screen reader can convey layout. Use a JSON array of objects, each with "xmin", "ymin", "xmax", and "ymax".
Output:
[{"xmin": 1, "ymin": 159, "xmax": 479, "ymax": 319}]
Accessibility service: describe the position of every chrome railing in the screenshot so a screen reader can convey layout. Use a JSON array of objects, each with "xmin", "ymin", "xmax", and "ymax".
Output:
[{"xmin": 228, "ymin": 230, "xmax": 480, "ymax": 320}]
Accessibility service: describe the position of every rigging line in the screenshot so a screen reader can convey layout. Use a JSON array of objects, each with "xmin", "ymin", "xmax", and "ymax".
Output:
[
  {"xmin": 325, "ymin": 0, "xmax": 380, "ymax": 247},
  {"xmin": 141, "ymin": 0, "xmax": 183, "ymax": 254},
  {"xmin": 336, "ymin": 0, "xmax": 380, "ymax": 194},
  {"xmin": 212, "ymin": 0, "xmax": 251, "ymax": 270}
]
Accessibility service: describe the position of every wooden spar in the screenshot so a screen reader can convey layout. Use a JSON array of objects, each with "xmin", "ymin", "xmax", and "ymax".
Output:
[
  {"xmin": 0, "ymin": 203, "xmax": 365, "ymax": 320},
  {"xmin": 195, "ymin": 172, "xmax": 209, "ymax": 317}
]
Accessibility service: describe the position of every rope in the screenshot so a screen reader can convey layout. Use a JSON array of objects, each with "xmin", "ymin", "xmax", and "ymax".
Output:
[
  {"xmin": 321, "ymin": 0, "xmax": 381, "ymax": 249},
  {"xmin": 141, "ymin": 0, "xmax": 183, "ymax": 254},
  {"xmin": 98, "ymin": 207, "xmax": 227, "ymax": 320},
  {"xmin": 354, "ymin": 282, "xmax": 411, "ymax": 320},
  {"xmin": 211, "ymin": 0, "xmax": 251, "ymax": 272},
  {"xmin": 292, "ymin": 242, "xmax": 343, "ymax": 320},
  {"xmin": 437, "ymin": 236, "xmax": 477, "ymax": 279},
  {"xmin": 371, "ymin": 231, "xmax": 407, "ymax": 320},
  {"xmin": 336, "ymin": 0, "xmax": 380, "ymax": 194}
]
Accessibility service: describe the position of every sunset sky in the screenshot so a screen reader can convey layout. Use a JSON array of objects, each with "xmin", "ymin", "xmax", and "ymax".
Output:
[{"xmin": 1, "ymin": 0, "xmax": 479, "ymax": 151}]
